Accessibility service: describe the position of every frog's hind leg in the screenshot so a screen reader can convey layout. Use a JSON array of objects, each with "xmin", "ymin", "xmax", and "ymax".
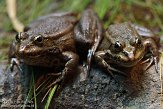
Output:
[
  {"xmin": 131, "ymin": 23, "xmax": 155, "ymax": 37},
  {"xmin": 74, "ymin": 9, "xmax": 102, "ymax": 74},
  {"xmin": 132, "ymin": 23, "xmax": 159, "ymax": 73},
  {"xmin": 47, "ymin": 51, "xmax": 79, "ymax": 89},
  {"xmin": 131, "ymin": 23, "xmax": 160, "ymax": 44},
  {"xmin": 142, "ymin": 38, "xmax": 159, "ymax": 73},
  {"xmin": 87, "ymin": 17, "xmax": 103, "ymax": 73}
]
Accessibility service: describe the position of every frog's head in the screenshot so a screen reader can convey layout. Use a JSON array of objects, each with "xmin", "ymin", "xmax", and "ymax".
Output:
[
  {"xmin": 14, "ymin": 32, "xmax": 61, "ymax": 66},
  {"xmin": 106, "ymin": 22, "xmax": 145, "ymax": 67}
]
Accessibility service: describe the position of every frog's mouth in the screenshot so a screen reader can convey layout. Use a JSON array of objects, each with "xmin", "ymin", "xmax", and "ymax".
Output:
[
  {"xmin": 17, "ymin": 46, "xmax": 61, "ymax": 58},
  {"xmin": 117, "ymin": 57, "xmax": 143, "ymax": 67},
  {"xmin": 113, "ymin": 49, "xmax": 145, "ymax": 67},
  {"xmin": 17, "ymin": 46, "xmax": 62, "ymax": 67}
]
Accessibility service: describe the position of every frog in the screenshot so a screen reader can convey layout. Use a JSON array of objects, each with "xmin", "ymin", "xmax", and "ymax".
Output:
[
  {"xmin": 9, "ymin": 12, "xmax": 79, "ymax": 87},
  {"xmin": 9, "ymin": 9, "xmax": 103, "ymax": 86},
  {"xmin": 94, "ymin": 22, "xmax": 159, "ymax": 76}
]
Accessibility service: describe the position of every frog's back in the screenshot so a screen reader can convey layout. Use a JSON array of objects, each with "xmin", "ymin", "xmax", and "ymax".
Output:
[
  {"xmin": 26, "ymin": 15, "xmax": 77, "ymax": 37},
  {"xmin": 25, "ymin": 13, "xmax": 78, "ymax": 52},
  {"xmin": 106, "ymin": 22, "xmax": 139, "ymax": 43}
]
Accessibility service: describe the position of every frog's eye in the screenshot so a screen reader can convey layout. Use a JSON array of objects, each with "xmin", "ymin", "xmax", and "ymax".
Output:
[
  {"xmin": 15, "ymin": 32, "xmax": 28, "ymax": 42},
  {"xmin": 15, "ymin": 32, "xmax": 21, "ymax": 42},
  {"xmin": 130, "ymin": 37, "xmax": 141, "ymax": 46},
  {"xmin": 34, "ymin": 35, "xmax": 44, "ymax": 45},
  {"xmin": 114, "ymin": 41, "xmax": 121, "ymax": 49},
  {"xmin": 111, "ymin": 41, "xmax": 123, "ymax": 52},
  {"xmin": 135, "ymin": 37, "xmax": 141, "ymax": 45}
]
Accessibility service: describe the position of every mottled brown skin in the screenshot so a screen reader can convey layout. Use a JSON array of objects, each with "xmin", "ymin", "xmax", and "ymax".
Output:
[
  {"xmin": 95, "ymin": 22, "xmax": 159, "ymax": 76},
  {"xmin": 10, "ymin": 12, "xmax": 79, "ymax": 85},
  {"xmin": 74, "ymin": 9, "xmax": 102, "ymax": 73}
]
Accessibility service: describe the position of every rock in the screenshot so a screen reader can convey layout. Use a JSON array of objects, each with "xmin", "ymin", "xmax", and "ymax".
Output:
[
  {"xmin": 0, "ymin": 62, "xmax": 30, "ymax": 109},
  {"xmin": 0, "ymin": 63, "xmax": 7, "ymax": 96},
  {"xmin": 0, "ymin": 60, "xmax": 162, "ymax": 109},
  {"xmin": 53, "ymin": 62, "xmax": 161, "ymax": 109}
]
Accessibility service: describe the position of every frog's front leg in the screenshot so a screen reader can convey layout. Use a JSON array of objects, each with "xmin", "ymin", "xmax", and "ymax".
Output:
[
  {"xmin": 8, "ymin": 41, "xmax": 23, "ymax": 73},
  {"xmin": 9, "ymin": 58, "xmax": 23, "ymax": 73},
  {"xmin": 132, "ymin": 23, "xmax": 159, "ymax": 72},
  {"xmin": 95, "ymin": 50, "xmax": 126, "ymax": 77},
  {"xmin": 47, "ymin": 52, "xmax": 79, "ymax": 88},
  {"xmin": 143, "ymin": 38, "xmax": 159, "ymax": 73}
]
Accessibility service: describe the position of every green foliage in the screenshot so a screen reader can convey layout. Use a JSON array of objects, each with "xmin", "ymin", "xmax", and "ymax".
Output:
[
  {"xmin": 44, "ymin": 85, "xmax": 58, "ymax": 109},
  {"xmin": 60, "ymin": 0, "xmax": 91, "ymax": 12},
  {"xmin": 17, "ymin": 0, "xmax": 54, "ymax": 26},
  {"xmin": 1, "ymin": 0, "xmax": 163, "ymax": 34},
  {"xmin": 94, "ymin": 0, "xmax": 110, "ymax": 19}
]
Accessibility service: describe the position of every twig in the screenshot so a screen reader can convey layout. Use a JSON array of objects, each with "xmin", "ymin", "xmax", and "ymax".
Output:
[{"xmin": 6, "ymin": 0, "xmax": 24, "ymax": 32}]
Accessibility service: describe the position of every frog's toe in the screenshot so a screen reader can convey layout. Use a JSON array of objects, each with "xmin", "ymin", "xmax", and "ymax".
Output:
[
  {"xmin": 10, "ymin": 58, "xmax": 23, "ymax": 73},
  {"xmin": 141, "ymin": 56, "xmax": 158, "ymax": 73},
  {"xmin": 47, "ymin": 70, "xmax": 66, "ymax": 89},
  {"xmin": 141, "ymin": 56, "xmax": 158, "ymax": 72},
  {"xmin": 154, "ymin": 56, "xmax": 158, "ymax": 73}
]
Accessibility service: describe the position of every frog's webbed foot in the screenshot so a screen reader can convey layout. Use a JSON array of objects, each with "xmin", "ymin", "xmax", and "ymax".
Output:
[
  {"xmin": 143, "ymin": 38, "xmax": 159, "ymax": 73},
  {"xmin": 74, "ymin": 9, "xmax": 102, "ymax": 74},
  {"xmin": 46, "ymin": 70, "xmax": 66, "ymax": 89},
  {"xmin": 9, "ymin": 58, "xmax": 23, "ymax": 73},
  {"xmin": 47, "ymin": 52, "xmax": 79, "ymax": 88},
  {"xmin": 95, "ymin": 51, "xmax": 126, "ymax": 77},
  {"xmin": 141, "ymin": 56, "xmax": 158, "ymax": 73}
]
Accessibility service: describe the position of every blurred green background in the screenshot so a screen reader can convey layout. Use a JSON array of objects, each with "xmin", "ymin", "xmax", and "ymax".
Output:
[{"xmin": 0, "ymin": 0, "xmax": 163, "ymax": 61}]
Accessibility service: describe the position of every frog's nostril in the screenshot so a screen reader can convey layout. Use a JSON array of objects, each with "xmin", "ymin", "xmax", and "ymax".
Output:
[{"xmin": 123, "ymin": 51, "xmax": 128, "ymax": 56}]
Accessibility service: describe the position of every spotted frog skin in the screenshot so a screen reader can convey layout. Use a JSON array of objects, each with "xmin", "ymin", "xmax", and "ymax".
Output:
[{"xmin": 95, "ymin": 22, "xmax": 159, "ymax": 76}]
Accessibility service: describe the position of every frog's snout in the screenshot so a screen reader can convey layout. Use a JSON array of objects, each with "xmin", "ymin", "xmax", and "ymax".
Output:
[
  {"xmin": 128, "ymin": 52, "xmax": 135, "ymax": 61},
  {"xmin": 123, "ymin": 47, "xmax": 135, "ymax": 61}
]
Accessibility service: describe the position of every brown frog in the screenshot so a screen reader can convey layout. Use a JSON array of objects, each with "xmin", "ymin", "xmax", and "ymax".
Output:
[
  {"xmin": 9, "ymin": 12, "xmax": 79, "ymax": 86},
  {"xmin": 9, "ymin": 9, "xmax": 102, "ymax": 86},
  {"xmin": 95, "ymin": 22, "xmax": 159, "ymax": 76}
]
